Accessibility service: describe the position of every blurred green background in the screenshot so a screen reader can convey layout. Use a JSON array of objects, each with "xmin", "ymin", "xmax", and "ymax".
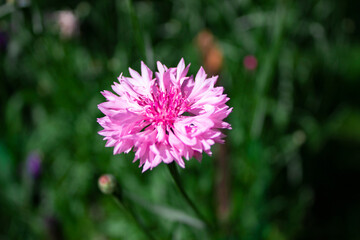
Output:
[{"xmin": 1, "ymin": 0, "xmax": 360, "ymax": 239}]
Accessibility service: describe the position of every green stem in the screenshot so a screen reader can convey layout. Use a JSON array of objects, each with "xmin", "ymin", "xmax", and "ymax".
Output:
[
  {"xmin": 112, "ymin": 185, "xmax": 156, "ymax": 240},
  {"xmin": 167, "ymin": 162, "xmax": 213, "ymax": 231}
]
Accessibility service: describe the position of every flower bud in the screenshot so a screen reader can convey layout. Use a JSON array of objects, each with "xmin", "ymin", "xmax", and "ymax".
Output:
[{"xmin": 98, "ymin": 174, "xmax": 117, "ymax": 194}]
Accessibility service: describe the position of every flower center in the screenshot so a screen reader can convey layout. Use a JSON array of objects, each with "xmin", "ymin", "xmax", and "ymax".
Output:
[{"xmin": 139, "ymin": 86, "xmax": 187, "ymax": 126}]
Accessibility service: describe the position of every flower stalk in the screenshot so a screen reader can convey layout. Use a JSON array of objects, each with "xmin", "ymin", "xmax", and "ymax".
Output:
[{"xmin": 167, "ymin": 162, "xmax": 214, "ymax": 231}]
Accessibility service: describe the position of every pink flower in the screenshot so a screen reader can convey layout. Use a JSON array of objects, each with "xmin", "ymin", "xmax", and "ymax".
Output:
[{"xmin": 97, "ymin": 59, "xmax": 232, "ymax": 172}]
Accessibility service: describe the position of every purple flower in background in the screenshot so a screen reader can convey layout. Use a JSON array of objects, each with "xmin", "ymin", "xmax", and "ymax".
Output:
[
  {"xmin": 243, "ymin": 55, "xmax": 258, "ymax": 71},
  {"xmin": 26, "ymin": 152, "xmax": 42, "ymax": 179},
  {"xmin": 0, "ymin": 31, "xmax": 8, "ymax": 51}
]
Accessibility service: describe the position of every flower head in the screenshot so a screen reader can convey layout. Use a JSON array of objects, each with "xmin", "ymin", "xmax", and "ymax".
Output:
[{"xmin": 98, "ymin": 59, "xmax": 232, "ymax": 172}]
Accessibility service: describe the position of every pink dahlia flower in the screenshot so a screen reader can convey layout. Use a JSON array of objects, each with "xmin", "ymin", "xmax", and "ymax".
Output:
[{"xmin": 97, "ymin": 59, "xmax": 232, "ymax": 172}]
